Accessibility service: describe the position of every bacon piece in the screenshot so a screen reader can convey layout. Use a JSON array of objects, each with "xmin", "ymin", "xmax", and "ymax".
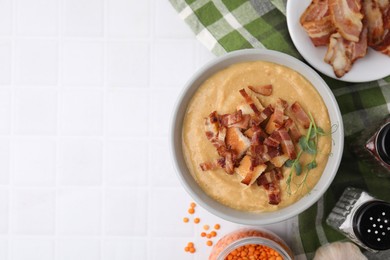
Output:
[
  {"xmin": 225, "ymin": 127, "xmax": 251, "ymax": 159},
  {"xmin": 230, "ymin": 114, "xmax": 251, "ymax": 129},
  {"xmin": 248, "ymin": 85, "xmax": 273, "ymax": 96},
  {"xmin": 277, "ymin": 128, "xmax": 297, "ymax": 159},
  {"xmin": 364, "ymin": 0, "xmax": 387, "ymax": 46},
  {"xmin": 290, "ymin": 102, "xmax": 311, "ymax": 129},
  {"xmin": 199, "ymin": 158, "xmax": 225, "ymax": 171},
  {"xmin": 300, "ymin": 0, "xmax": 330, "ymax": 24},
  {"xmin": 220, "ymin": 110, "xmax": 242, "ymax": 127},
  {"xmin": 374, "ymin": 32, "xmax": 390, "ymax": 55},
  {"xmin": 284, "ymin": 118, "xmax": 302, "ymax": 142},
  {"xmin": 265, "ymin": 99, "xmax": 287, "ymax": 134},
  {"xmin": 264, "ymin": 131, "xmax": 281, "ymax": 147},
  {"xmin": 329, "ymin": 0, "xmax": 364, "ymax": 42},
  {"xmin": 324, "ymin": 27, "xmax": 368, "ymax": 77},
  {"xmin": 302, "ymin": 16, "xmax": 337, "ymax": 46},
  {"xmin": 256, "ymin": 170, "xmax": 282, "ymax": 205},
  {"xmin": 239, "ymin": 89, "xmax": 261, "ymax": 115},
  {"xmin": 236, "ymin": 155, "xmax": 267, "ymax": 186}
]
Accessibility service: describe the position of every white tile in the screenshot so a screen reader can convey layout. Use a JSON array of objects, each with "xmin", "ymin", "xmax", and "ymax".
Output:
[
  {"xmin": 155, "ymin": 0, "xmax": 194, "ymax": 38},
  {"xmin": 196, "ymin": 40, "xmax": 216, "ymax": 69},
  {"xmin": 106, "ymin": 89, "xmax": 148, "ymax": 136},
  {"xmin": 0, "ymin": 239, "xmax": 8, "ymax": 260},
  {"xmin": 0, "ymin": 40, "xmax": 12, "ymax": 85},
  {"xmin": 62, "ymin": 41, "xmax": 104, "ymax": 86},
  {"xmin": 16, "ymin": 0, "xmax": 58, "ymax": 36},
  {"xmin": 152, "ymin": 41, "xmax": 195, "ymax": 87},
  {"xmin": 15, "ymin": 40, "xmax": 58, "ymax": 85},
  {"xmin": 14, "ymin": 89, "xmax": 57, "ymax": 135},
  {"xmin": 57, "ymin": 239, "xmax": 100, "ymax": 260},
  {"xmin": 107, "ymin": 0, "xmax": 149, "ymax": 37},
  {"xmin": 63, "ymin": 0, "xmax": 103, "ymax": 37},
  {"xmin": 12, "ymin": 239, "xmax": 54, "ymax": 260},
  {"xmin": 60, "ymin": 90, "xmax": 103, "ymax": 135},
  {"xmin": 102, "ymin": 239, "xmax": 147, "ymax": 260},
  {"xmin": 150, "ymin": 188, "xmax": 193, "ymax": 236},
  {"xmin": 0, "ymin": 89, "xmax": 11, "ymax": 134},
  {"xmin": 12, "ymin": 189, "xmax": 55, "ymax": 234},
  {"xmin": 150, "ymin": 140, "xmax": 180, "ymax": 187},
  {"xmin": 104, "ymin": 189, "xmax": 147, "ymax": 236},
  {"xmin": 105, "ymin": 140, "xmax": 148, "ymax": 186},
  {"xmin": 150, "ymin": 88, "xmax": 180, "ymax": 136},
  {"xmin": 57, "ymin": 189, "xmax": 101, "ymax": 235},
  {"xmin": 13, "ymin": 138, "xmax": 56, "ymax": 186},
  {"xmin": 59, "ymin": 139, "xmax": 102, "ymax": 185},
  {"xmin": 0, "ymin": 189, "xmax": 8, "ymax": 234},
  {"xmin": 107, "ymin": 42, "xmax": 149, "ymax": 87},
  {"xmin": 151, "ymin": 238, "xmax": 194, "ymax": 260},
  {"xmin": 0, "ymin": 0, "xmax": 12, "ymax": 35},
  {"xmin": 0, "ymin": 139, "xmax": 9, "ymax": 184}
]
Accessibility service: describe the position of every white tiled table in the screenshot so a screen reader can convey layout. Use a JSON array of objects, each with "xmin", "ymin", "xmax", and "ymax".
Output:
[{"xmin": 0, "ymin": 0, "xmax": 291, "ymax": 259}]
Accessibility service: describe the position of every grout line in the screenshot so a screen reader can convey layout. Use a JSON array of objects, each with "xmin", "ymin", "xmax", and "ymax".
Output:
[
  {"xmin": 100, "ymin": 0, "xmax": 109, "ymax": 258},
  {"xmin": 54, "ymin": 0, "xmax": 64, "ymax": 258}
]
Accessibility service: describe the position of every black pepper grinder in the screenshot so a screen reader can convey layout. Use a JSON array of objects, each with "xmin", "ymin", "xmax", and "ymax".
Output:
[{"xmin": 352, "ymin": 116, "xmax": 390, "ymax": 177}]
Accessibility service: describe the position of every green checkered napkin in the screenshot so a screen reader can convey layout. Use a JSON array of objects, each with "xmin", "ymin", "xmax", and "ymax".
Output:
[{"xmin": 170, "ymin": 0, "xmax": 390, "ymax": 258}]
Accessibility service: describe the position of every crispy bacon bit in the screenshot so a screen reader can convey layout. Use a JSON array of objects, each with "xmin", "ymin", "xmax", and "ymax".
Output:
[
  {"xmin": 374, "ymin": 32, "xmax": 390, "ymax": 55},
  {"xmin": 248, "ymin": 85, "xmax": 273, "ymax": 96},
  {"xmin": 220, "ymin": 110, "xmax": 242, "ymax": 127},
  {"xmin": 224, "ymin": 151, "xmax": 235, "ymax": 175},
  {"xmin": 265, "ymin": 99, "xmax": 287, "ymax": 134},
  {"xmin": 290, "ymin": 102, "xmax": 311, "ymax": 129},
  {"xmin": 277, "ymin": 128, "xmax": 297, "ymax": 159},
  {"xmin": 329, "ymin": 0, "xmax": 364, "ymax": 42},
  {"xmin": 230, "ymin": 114, "xmax": 251, "ymax": 129},
  {"xmin": 264, "ymin": 131, "xmax": 281, "ymax": 147},
  {"xmin": 239, "ymin": 89, "xmax": 261, "ymax": 115},
  {"xmin": 256, "ymin": 170, "xmax": 282, "ymax": 205},
  {"xmin": 324, "ymin": 27, "xmax": 368, "ymax": 77},
  {"xmin": 284, "ymin": 118, "xmax": 303, "ymax": 142}
]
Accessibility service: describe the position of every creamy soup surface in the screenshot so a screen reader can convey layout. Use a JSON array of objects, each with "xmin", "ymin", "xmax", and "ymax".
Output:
[{"xmin": 182, "ymin": 61, "xmax": 332, "ymax": 212}]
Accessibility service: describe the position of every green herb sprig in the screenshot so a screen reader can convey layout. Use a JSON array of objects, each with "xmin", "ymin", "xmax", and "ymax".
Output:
[{"xmin": 285, "ymin": 112, "xmax": 325, "ymax": 194}]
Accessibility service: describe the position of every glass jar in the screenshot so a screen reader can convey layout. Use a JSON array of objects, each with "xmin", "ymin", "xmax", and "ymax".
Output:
[
  {"xmin": 326, "ymin": 187, "xmax": 390, "ymax": 252},
  {"xmin": 209, "ymin": 228, "xmax": 294, "ymax": 260},
  {"xmin": 351, "ymin": 116, "xmax": 390, "ymax": 177}
]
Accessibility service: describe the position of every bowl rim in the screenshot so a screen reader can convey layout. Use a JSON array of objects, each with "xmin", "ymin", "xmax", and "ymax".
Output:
[{"xmin": 170, "ymin": 49, "xmax": 344, "ymax": 225}]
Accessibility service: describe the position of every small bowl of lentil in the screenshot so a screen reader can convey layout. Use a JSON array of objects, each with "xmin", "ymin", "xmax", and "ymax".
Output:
[{"xmin": 209, "ymin": 228, "xmax": 294, "ymax": 260}]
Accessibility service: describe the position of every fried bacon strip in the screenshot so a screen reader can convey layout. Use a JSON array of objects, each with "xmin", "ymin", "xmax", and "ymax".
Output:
[
  {"xmin": 329, "ymin": 0, "xmax": 364, "ymax": 42},
  {"xmin": 284, "ymin": 118, "xmax": 302, "ymax": 142},
  {"xmin": 200, "ymin": 158, "xmax": 225, "ymax": 171},
  {"xmin": 364, "ymin": 0, "xmax": 387, "ymax": 46},
  {"xmin": 256, "ymin": 169, "xmax": 283, "ymax": 205},
  {"xmin": 265, "ymin": 99, "xmax": 287, "ymax": 134},
  {"xmin": 248, "ymin": 84, "xmax": 273, "ymax": 96},
  {"xmin": 302, "ymin": 16, "xmax": 337, "ymax": 46},
  {"xmin": 277, "ymin": 128, "xmax": 297, "ymax": 159},
  {"xmin": 290, "ymin": 102, "xmax": 311, "ymax": 129},
  {"xmin": 300, "ymin": 0, "xmax": 336, "ymax": 46},
  {"xmin": 324, "ymin": 27, "xmax": 368, "ymax": 78},
  {"xmin": 239, "ymin": 89, "xmax": 261, "ymax": 115}
]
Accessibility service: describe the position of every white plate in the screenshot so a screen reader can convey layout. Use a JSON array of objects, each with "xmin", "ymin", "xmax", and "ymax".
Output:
[{"xmin": 286, "ymin": 0, "xmax": 390, "ymax": 82}]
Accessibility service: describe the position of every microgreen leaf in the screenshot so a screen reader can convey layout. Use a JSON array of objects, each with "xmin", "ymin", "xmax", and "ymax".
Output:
[
  {"xmin": 299, "ymin": 137, "xmax": 308, "ymax": 151},
  {"xmin": 306, "ymin": 140, "xmax": 317, "ymax": 154},
  {"xmin": 306, "ymin": 161, "xmax": 317, "ymax": 170},
  {"xmin": 309, "ymin": 128, "xmax": 316, "ymax": 139},
  {"xmin": 294, "ymin": 163, "xmax": 302, "ymax": 176},
  {"xmin": 285, "ymin": 160, "xmax": 294, "ymax": 167},
  {"xmin": 316, "ymin": 127, "xmax": 325, "ymax": 135}
]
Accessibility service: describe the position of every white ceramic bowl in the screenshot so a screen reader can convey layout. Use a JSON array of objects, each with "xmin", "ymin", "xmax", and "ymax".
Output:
[{"xmin": 171, "ymin": 49, "xmax": 344, "ymax": 225}]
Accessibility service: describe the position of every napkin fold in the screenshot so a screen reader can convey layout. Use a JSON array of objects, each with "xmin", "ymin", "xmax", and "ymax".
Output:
[{"xmin": 170, "ymin": 0, "xmax": 390, "ymax": 258}]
